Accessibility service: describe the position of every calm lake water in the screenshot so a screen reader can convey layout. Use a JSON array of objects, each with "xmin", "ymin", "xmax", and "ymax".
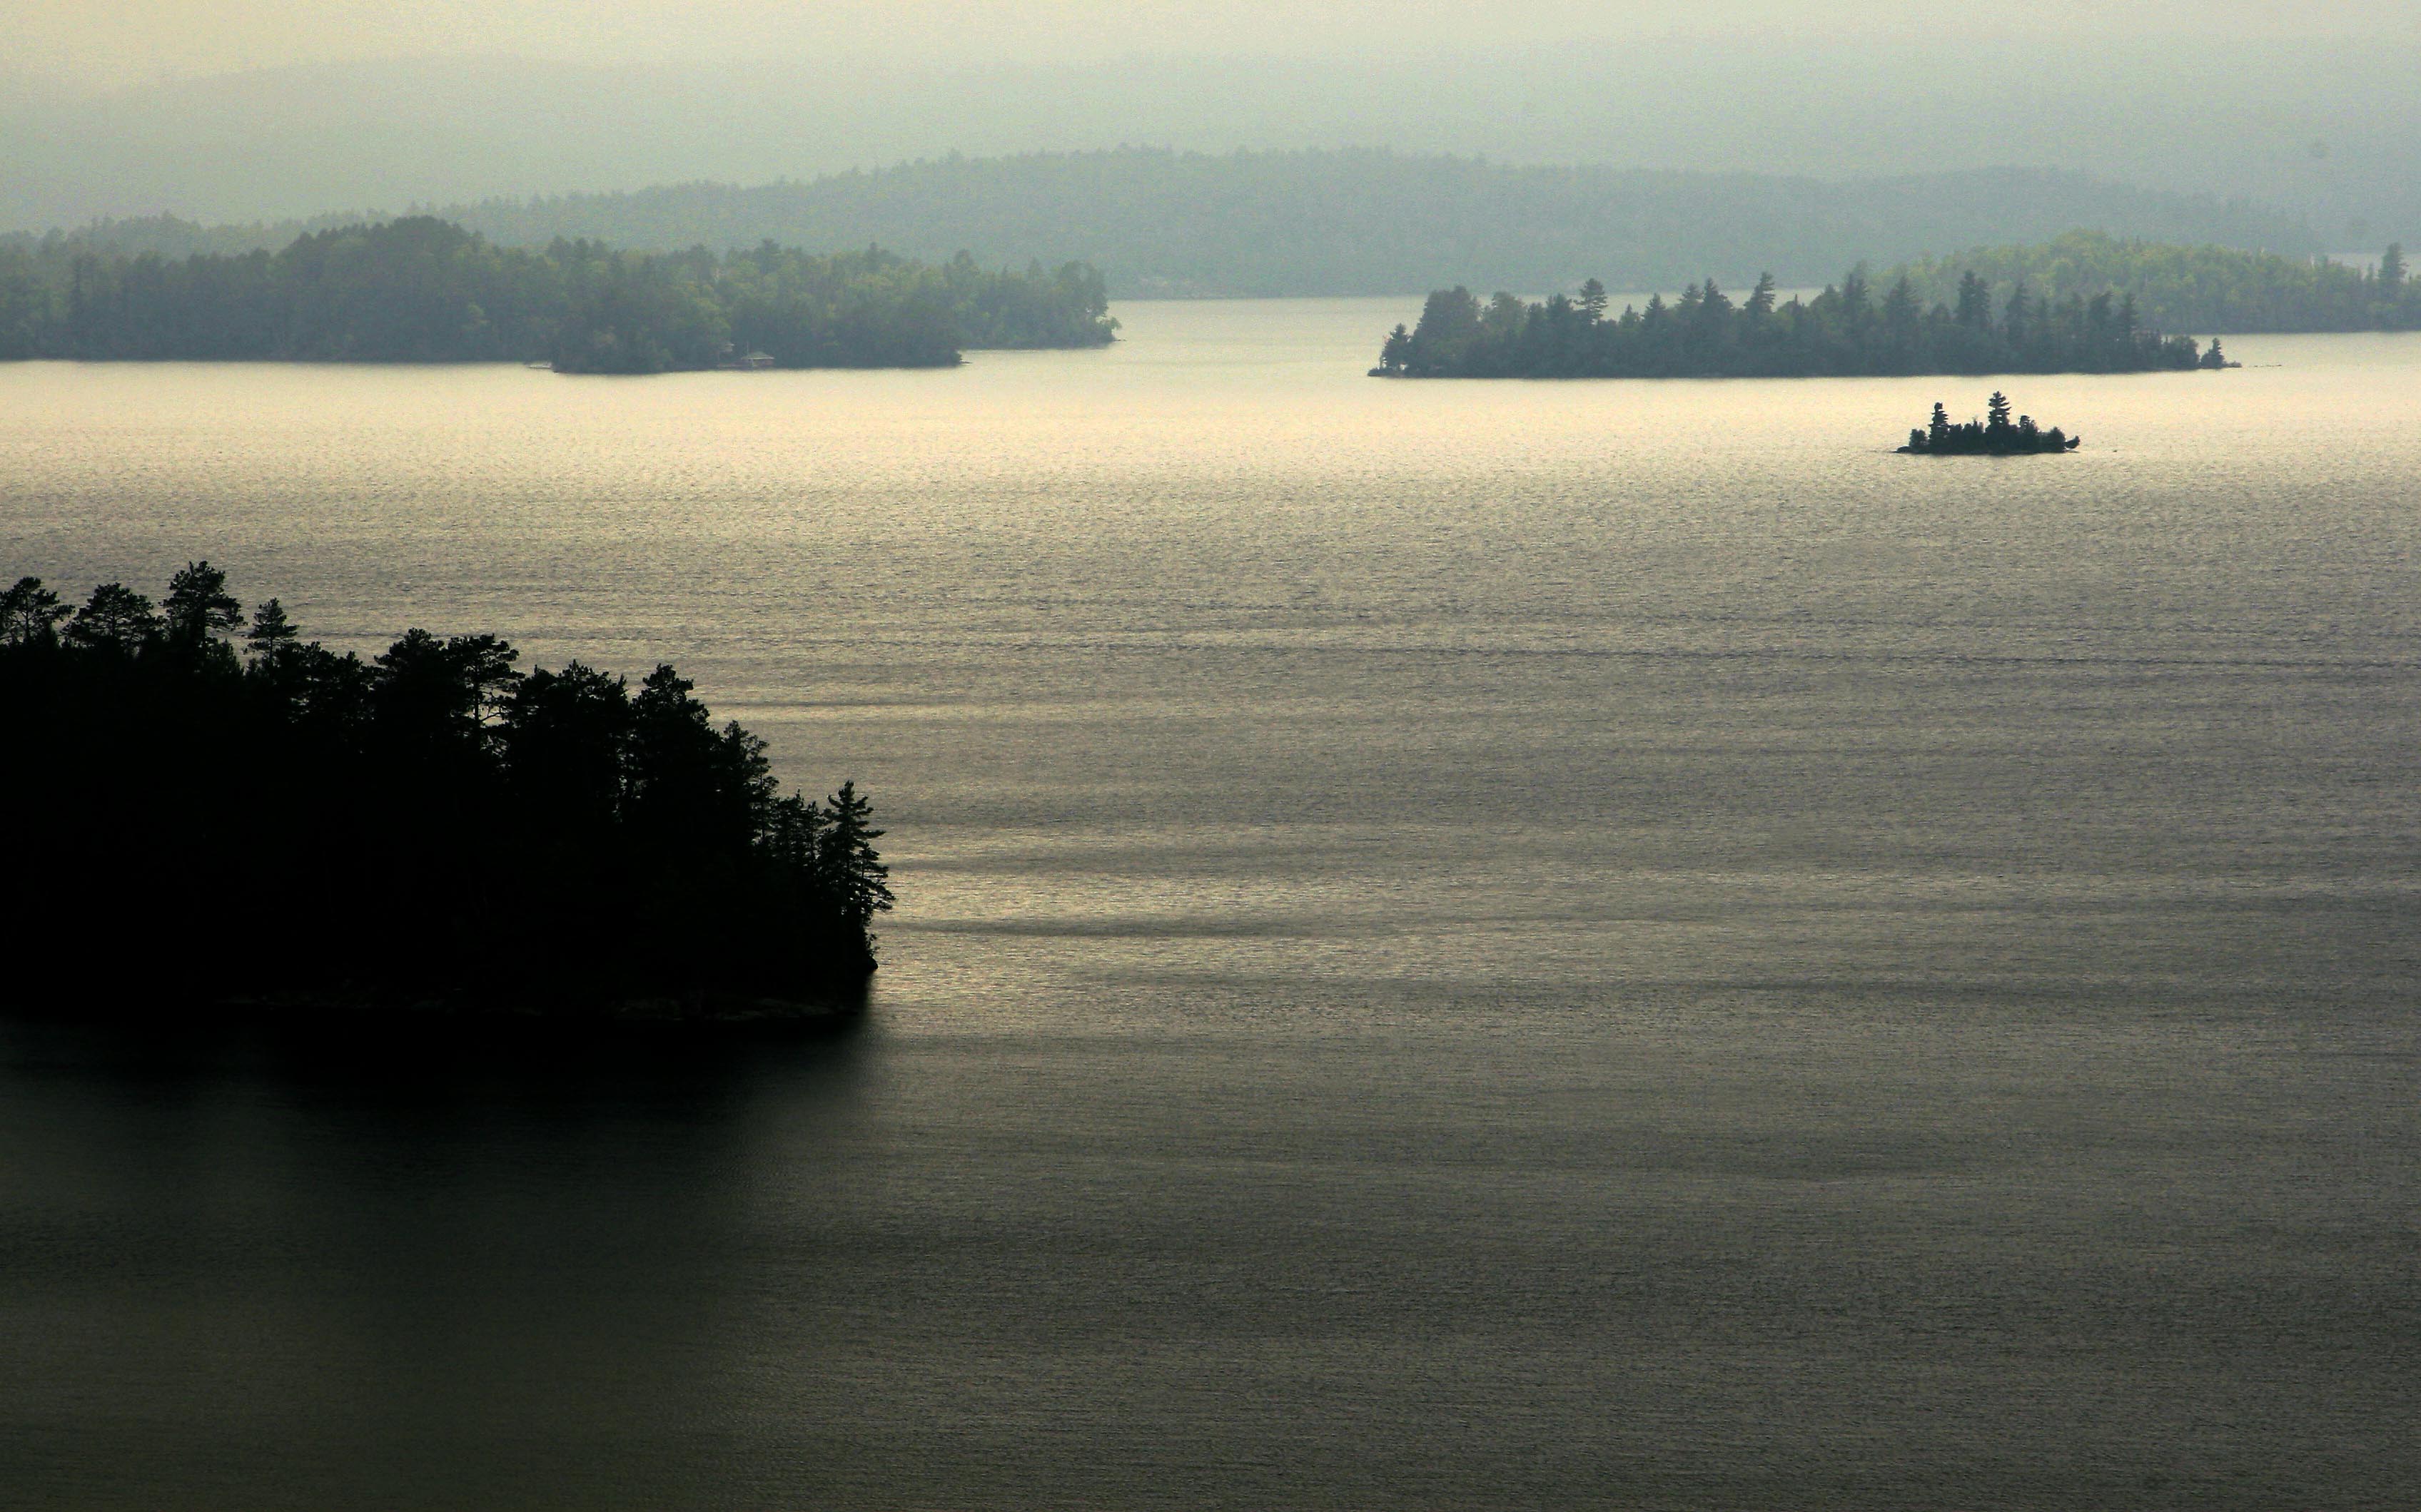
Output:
[{"xmin": 2, "ymin": 303, "xmax": 2417, "ymax": 1509}]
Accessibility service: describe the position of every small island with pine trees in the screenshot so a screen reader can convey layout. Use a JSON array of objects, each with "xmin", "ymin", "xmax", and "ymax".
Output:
[
  {"xmin": 1, "ymin": 564, "xmax": 892, "ymax": 1024},
  {"xmin": 1899, "ymin": 393, "xmax": 2081, "ymax": 454}
]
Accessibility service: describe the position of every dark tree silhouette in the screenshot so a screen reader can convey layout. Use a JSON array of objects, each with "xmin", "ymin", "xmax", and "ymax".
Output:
[
  {"xmin": 374, "ymin": 628, "xmax": 521, "ymax": 760},
  {"xmin": 814, "ymin": 780, "xmax": 895, "ymax": 938},
  {"xmin": 64, "ymin": 583, "xmax": 163, "ymax": 655},
  {"xmin": 1, "ymin": 577, "xmax": 70, "ymax": 647},
  {"xmin": 1, "ymin": 565, "xmax": 888, "ymax": 1017},
  {"xmin": 246, "ymin": 598, "xmax": 298, "ymax": 656},
  {"xmin": 163, "ymin": 561, "xmax": 244, "ymax": 644},
  {"xmin": 1956, "ymin": 271, "xmax": 1992, "ymax": 330},
  {"xmin": 1746, "ymin": 273, "xmax": 1778, "ymax": 320},
  {"xmin": 505, "ymin": 662, "xmax": 635, "ymax": 831},
  {"xmin": 1897, "ymin": 393, "xmax": 2081, "ymax": 454}
]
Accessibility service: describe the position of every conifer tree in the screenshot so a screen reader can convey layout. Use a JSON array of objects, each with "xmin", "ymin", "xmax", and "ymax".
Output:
[
  {"xmin": 2002, "ymin": 284, "xmax": 2031, "ymax": 350},
  {"xmin": 815, "ymin": 780, "xmax": 894, "ymax": 938},
  {"xmin": 1745, "ymin": 273, "xmax": 1777, "ymax": 319},
  {"xmin": 64, "ymin": 584, "xmax": 162, "ymax": 655},
  {"xmin": 0, "ymin": 577, "xmax": 69, "ymax": 647},
  {"xmin": 1955, "ymin": 271, "xmax": 1992, "ymax": 329},
  {"xmin": 246, "ymin": 598, "xmax": 298, "ymax": 657},
  {"xmin": 163, "ymin": 561, "xmax": 244, "ymax": 645}
]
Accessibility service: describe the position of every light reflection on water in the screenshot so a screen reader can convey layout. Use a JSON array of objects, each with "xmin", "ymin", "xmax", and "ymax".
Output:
[{"xmin": 1, "ymin": 305, "xmax": 2417, "ymax": 1508}]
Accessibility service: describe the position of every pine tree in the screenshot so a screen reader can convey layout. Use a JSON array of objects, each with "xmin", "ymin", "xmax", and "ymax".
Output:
[
  {"xmin": 1956, "ymin": 271, "xmax": 1992, "ymax": 329},
  {"xmin": 246, "ymin": 598, "xmax": 298, "ymax": 658},
  {"xmin": 163, "ymin": 561, "xmax": 244, "ymax": 645},
  {"xmin": 64, "ymin": 584, "xmax": 162, "ymax": 655},
  {"xmin": 0, "ymin": 577, "xmax": 70, "ymax": 647},
  {"xmin": 2002, "ymin": 285, "xmax": 2031, "ymax": 351},
  {"xmin": 1745, "ymin": 273, "xmax": 1777, "ymax": 319},
  {"xmin": 814, "ymin": 780, "xmax": 894, "ymax": 942},
  {"xmin": 372, "ymin": 629, "xmax": 521, "ymax": 757}
]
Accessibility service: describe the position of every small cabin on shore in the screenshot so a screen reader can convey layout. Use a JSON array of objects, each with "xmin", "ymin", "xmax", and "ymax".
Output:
[{"xmin": 717, "ymin": 343, "xmax": 777, "ymax": 370}]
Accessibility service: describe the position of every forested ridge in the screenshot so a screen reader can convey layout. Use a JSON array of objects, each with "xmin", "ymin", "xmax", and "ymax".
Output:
[
  {"xmin": 0, "ymin": 216, "xmax": 1116, "ymax": 372},
  {"xmin": 0, "ymin": 564, "xmax": 891, "ymax": 1015},
  {"xmin": 1893, "ymin": 231, "xmax": 2414, "ymax": 335},
  {"xmin": 5, "ymin": 152, "xmax": 2320, "ymax": 300},
  {"xmin": 1374, "ymin": 269, "xmax": 2208, "ymax": 379}
]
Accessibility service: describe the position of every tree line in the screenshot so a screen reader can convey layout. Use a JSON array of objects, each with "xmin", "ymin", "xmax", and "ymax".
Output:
[
  {"xmin": 1891, "ymin": 232, "xmax": 2414, "ymax": 336},
  {"xmin": 0, "ymin": 564, "xmax": 891, "ymax": 1015},
  {"xmin": 1372, "ymin": 268, "xmax": 2210, "ymax": 379},
  {"xmin": 0, "ymin": 216, "xmax": 1116, "ymax": 372}
]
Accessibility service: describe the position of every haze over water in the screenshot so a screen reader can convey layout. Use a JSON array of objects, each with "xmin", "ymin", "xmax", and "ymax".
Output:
[{"xmin": 3, "ymin": 301, "xmax": 2417, "ymax": 1508}]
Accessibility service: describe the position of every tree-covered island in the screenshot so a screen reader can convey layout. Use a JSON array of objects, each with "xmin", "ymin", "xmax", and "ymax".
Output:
[
  {"xmin": 1371, "ymin": 270, "xmax": 2214, "ymax": 378},
  {"xmin": 1898, "ymin": 393, "xmax": 2081, "ymax": 454},
  {"xmin": 0, "ymin": 216, "xmax": 1116, "ymax": 372},
  {"xmin": 0, "ymin": 565, "xmax": 891, "ymax": 1020}
]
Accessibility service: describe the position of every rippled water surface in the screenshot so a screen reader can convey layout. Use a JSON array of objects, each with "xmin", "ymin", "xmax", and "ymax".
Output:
[{"xmin": 2, "ymin": 303, "xmax": 2417, "ymax": 1509}]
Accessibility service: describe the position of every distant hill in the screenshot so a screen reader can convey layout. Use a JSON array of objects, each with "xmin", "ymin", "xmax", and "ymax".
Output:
[
  {"xmin": 5, "ymin": 39, "xmax": 2413, "ymax": 247},
  {"xmin": 7, "ymin": 151, "xmax": 2323, "ymax": 300}
]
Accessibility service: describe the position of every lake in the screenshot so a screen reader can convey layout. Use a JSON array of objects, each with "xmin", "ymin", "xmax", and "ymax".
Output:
[{"xmin": 2, "ymin": 302, "xmax": 2417, "ymax": 1509}]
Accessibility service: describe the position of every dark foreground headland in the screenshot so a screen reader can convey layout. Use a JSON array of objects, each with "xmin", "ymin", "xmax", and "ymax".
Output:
[
  {"xmin": 1, "ymin": 566, "xmax": 891, "ymax": 1023},
  {"xmin": 1373, "ymin": 269, "xmax": 2222, "ymax": 378},
  {"xmin": 1899, "ymin": 392, "xmax": 2081, "ymax": 454}
]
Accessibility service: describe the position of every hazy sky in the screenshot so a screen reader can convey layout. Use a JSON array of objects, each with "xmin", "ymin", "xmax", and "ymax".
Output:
[{"xmin": 13, "ymin": 0, "xmax": 2418, "ymax": 85}]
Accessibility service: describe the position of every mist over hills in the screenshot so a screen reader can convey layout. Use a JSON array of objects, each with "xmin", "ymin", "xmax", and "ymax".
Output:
[
  {"xmin": 9, "ymin": 153, "xmax": 2325, "ymax": 303},
  {"xmin": 441, "ymin": 156, "xmax": 2325, "ymax": 297},
  {"xmin": 4, "ymin": 36, "xmax": 2412, "ymax": 248}
]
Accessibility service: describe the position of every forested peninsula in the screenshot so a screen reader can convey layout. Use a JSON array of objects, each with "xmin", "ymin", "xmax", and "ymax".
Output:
[
  {"xmin": 0, "ymin": 216, "xmax": 1116, "ymax": 372},
  {"xmin": 1373, "ymin": 270, "xmax": 2209, "ymax": 379},
  {"xmin": 1893, "ymin": 231, "xmax": 2413, "ymax": 335},
  {"xmin": 0, "ymin": 566, "xmax": 891, "ymax": 1019}
]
